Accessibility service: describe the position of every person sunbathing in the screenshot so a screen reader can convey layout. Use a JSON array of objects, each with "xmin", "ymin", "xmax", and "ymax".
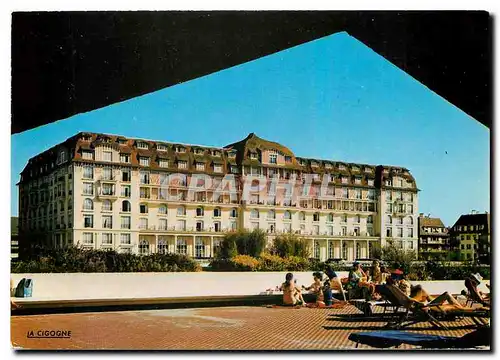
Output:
[
  {"xmin": 348, "ymin": 262, "xmax": 376, "ymax": 298},
  {"xmin": 465, "ymin": 273, "xmax": 490, "ymax": 306},
  {"xmin": 280, "ymin": 272, "xmax": 306, "ymax": 307},
  {"xmin": 409, "ymin": 285, "xmax": 464, "ymax": 308},
  {"xmin": 303, "ymin": 272, "xmax": 325, "ymax": 307},
  {"xmin": 324, "ymin": 265, "xmax": 347, "ymax": 302}
]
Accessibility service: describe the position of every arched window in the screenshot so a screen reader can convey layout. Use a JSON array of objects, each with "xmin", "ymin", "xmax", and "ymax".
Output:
[
  {"xmin": 122, "ymin": 200, "xmax": 131, "ymax": 212},
  {"xmin": 177, "ymin": 206, "xmax": 186, "ymax": 216},
  {"xmin": 102, "ymin": 199, "xmax": 112, "ymax": 211},
  {"xmin": 138, "ymin": 239, "xmax": 150, "ymax": 255},
  {"xmin": 284, "ymin": 211, "xmax": 291, "ymax": 220},
  {"xmin": 157, "ymin": 238, "xmax": 168, "ymax": 254},
  {"xmin": 213, "ymin": 207, "xmax": 221, "ymax": 217},
  {"xmin": 386, "ymin": 215, "xmax": 392, "ymax": 224},
  {"xmin": 83, "ymin": 198, "xmax": 93, "ymax": 210},
  {"xmin": 313, "ymin": 213, "xmax": 320, "ymax": 222},
  {"xmin": 196, "ymin": 207, "xmax": 204, "ymax": 216},
  {"xmin": 230, "ymin": 208, "xmax": 238, "ymax": 218},
  {"xmin": 299, "ymin": 212, "xmax": 306, "ymax": 221},
  {"xmin": 158, "ymin": 204, "xmax": 168, "ymax": 215},
  {"xmin": 327, "ymin": 213, "xmax": 334, "ymax": 222},
  {"xmin": 407, "ymin": 216, "xmax": 414, "ymax": 225},
  {"xmin": 250, "ymin": 209, "xmax": 259, "ymax": 219},
  {"xmin": 267, "ymin": 210, "xmax": 276, "ymax": 219}
]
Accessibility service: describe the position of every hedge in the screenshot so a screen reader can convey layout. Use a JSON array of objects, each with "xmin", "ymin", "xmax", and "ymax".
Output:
[{"xmin": 11, "ymin": 247, "xmax": 201, "ymax": 273}]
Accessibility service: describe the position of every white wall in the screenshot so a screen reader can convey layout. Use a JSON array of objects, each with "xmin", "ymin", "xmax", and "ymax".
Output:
[{"xmin": 11, "ymin": 272, "xmax": 489, "ymax": 304}]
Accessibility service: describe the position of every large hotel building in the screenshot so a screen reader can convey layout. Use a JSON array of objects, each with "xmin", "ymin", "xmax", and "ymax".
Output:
[{"xmin": 18, "ymin": 132, "xmax": 419, "ymax": 262}]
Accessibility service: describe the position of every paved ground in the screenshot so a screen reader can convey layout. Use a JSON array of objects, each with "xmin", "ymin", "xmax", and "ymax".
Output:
[{"xmin": 11, "ymin": 304, "xmax": 486, "ymax": 350}]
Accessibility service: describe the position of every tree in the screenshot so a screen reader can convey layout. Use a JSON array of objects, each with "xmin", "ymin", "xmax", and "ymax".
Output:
[
  {"xmin": 381, "ymin": 245, "xmax": 417, "ymax": 274},
  {"xmin": 271, "ymin": 233, "xmax": 310, "ymax": 258}
]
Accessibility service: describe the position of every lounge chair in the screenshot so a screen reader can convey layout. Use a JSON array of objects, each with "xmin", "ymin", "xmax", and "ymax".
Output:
[
  {"xmin": 464, "ymin": 278, "xmax": 490, "ymax": 308},
  {"xmin": 348, "ymin": 327, "xmax": 491, "ymax": 349}
]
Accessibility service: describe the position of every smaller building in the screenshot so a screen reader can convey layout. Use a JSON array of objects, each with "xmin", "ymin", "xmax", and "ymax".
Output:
[
  {"xmin": 417, "ymin": 214, "xmax": 450, "ymax": 260},
  {"xmin": 449, "ymin": 211, "xmax": 490, "ymax": 263}
]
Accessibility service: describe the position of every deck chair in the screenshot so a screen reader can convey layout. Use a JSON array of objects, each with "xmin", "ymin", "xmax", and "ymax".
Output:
[
  {"xmin": 348, "ymin": 327, "xmax": 491, "ymax": 349},
  {"xmin": 382, "ymin": 285, "xmax": 446, "ymax": 330},
  {"xmin": 464, "ymin": 278, "xmax": 490, "ymax": 308}
]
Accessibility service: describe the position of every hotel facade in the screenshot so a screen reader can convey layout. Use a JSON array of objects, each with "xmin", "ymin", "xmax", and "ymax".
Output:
[{"xmin": 18, "ymin": 132, "xmax": 419, "ymax": 262}]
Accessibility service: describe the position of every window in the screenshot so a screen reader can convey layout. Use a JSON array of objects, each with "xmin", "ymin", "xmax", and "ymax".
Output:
[
  {"xmin": 140, "ymin": 187, "xmax": 150, "ymax": 199},
  {"xmin": 102, "ymin": 233, "xmax": 113, "ymax": 246},
  {"xmin": 408, "ymin": 241, "xmax": 414, "ymax": 250},
  {"xmin": 342, "ymin": 188, "xmax": 348, "ymax": 199},
  {"xmin": 386, "ymin": 215, "xmax": 392, "ymax": 224},
  {"xmin": 196, "ymin": 207, "xmax": 204, "ymax": 217},
  {"xmin": 140, "ymin": 204, "xmax": 148, "ymax": 214},
  {"xmin": 159, "ymin": 159, "xmax": 169, "ymax": 168},
  {"xmin": 102, "ymin": 183, "xmax": 114, "ymax": 196},
  {"xmin": 214, "ymin": 164, "xmax": 223, "ymax": 173},
  {"xmin": 82, "ymin": 150, "xmax": 94, "ymax": 160},
  {"xmin": 196, "ymin": 162, "xmax": 205, "ymax": 171},
  {"xmin": 139, "ymin": 218, "xmax": 148, "ymax": 229},
  {"xmin": 84, "ymin": 214, "xmax": 93, "ymax": 228},
  {"xmin": 157, "ymin": 144, "xmax": 168, "ymax": 151},
  {"xmin": 327, "ymin": 225, "xmax": 334, "ymax": 236},
  {"xmin": 327, "ymin": 213, "xmax": 334, "ymax": 223},
  {"xmin": 139, "ymin": 157, "xmax": 150, "ymax": 166},
  {"xmin": 313, "ymin": 213, "xmax": 320, "ymax": 222},
  {"xmin": 159, "ymin": 204, "xmax": 168, "ymax": 215},
  {"xmin": 367, "ymin": 215, "xmax": 373, "ymax": 224},
  {"xmin": 120, "ymin": 154, "xmax": 130, "ymax": 163},
  {"xmin": 269, "ymin": 153, "xmax": 277, "ymax": 164},
  {"xmin": 214, "ymin": 221, "xmax": 221, "ymax": 232},
  {"xmin": 103, "ymin": 151, "xmax": 112, "ymax": 162},
  {"xmin": 177, "ymin": 238, "xmax": 187, "ymax": 254},
  {"xmin": 283, "ymin": 211, "xmax": 292, "ymax": 220},
  {"xmin": 159, "ymin": 219, "xmax": 168, "ymax": 230},
  {"xmin": 121, "ymin": 216, "xmax": 131, "ymax": 229},
  {"xmin": 355, "ymin": 189, "xmax": 362, "ymax": 199},
  {"xmin": 268, "ymin": 223, "xmax": 276, "ymax": 233},
  {"xmin": 58, "ymin": 150, "xmax": 67, "ymax": 164},
  {"xmin": 102, "ymin": 168, "xmax": 113, "ymax": 180},
  {"xmin": 102, "ymin": 199, "xmax": 112, "ymax": 211},
  {"xmin": 139, "ymin": 240, "xmax": 150, "ymax": 255},
  {"xmin": 355, "ymin": 177, "xmax": 362, "ymax": 185},
  {"xmin": 122, "ymin": 200, "xmax": 131, "ymax": 212},
  {"xmin": 250, "ymin": 209, "xmax": 259, "ymax": 219},
  {"xmin": 230, "ymin": 208, "xmax": 238, "ymax": 218},
  {"xmin": 213, "ymin": 208, "xmax": 221, "ymax": 217},
  {"xmin": 177, "ymin": 206, "xmax": 186, "ymax": 216},
  {"xmin": 137, "ymin": 142, "xmax": 149, "ymax": 149},
  {"xmin": 158, "ymin": 238, "xmax": 168, "ymax": 254},
  {"xmin": 195, "ymin": 237, "xmax": 205, "ymax": 257},
  {"xmin": 407, "ymin": 216, "xmax": 414, "ymax": 225},
  {"xmin": 407, "ymin": 204, "xmax": 414, "ymax": 214},
  {"xmin": 355, "ymin": 243, "xmax": 361, "ymax": 259},
  {"xmin": 341, "ymin": 176, "xmax": 348, "ymax": 184},
  {"xmin": 267, "ymin": 210, "xmax": 276, "ymax": 220},
  {"xmin": 299, "ymin": 212, "xmax": 306, "ymax": 221},
  {"xmin": 341, "ymin": 214, "xmax": 347, "ymax": 223},
  {"xmin": 397, "ymin": 228, "xmax": 403, "ymax": 237},
  {"xmin": 83, "ymin": 166, "xmax": 94, "ymax": 179},
  {"xmin": 121, "ymin": 185, "xmax": 131, "ymax": 198},
  {"xmin": 122, "ymin": 169, "xmax": 131, "ymax": 182},
  {"xmin": 408, "ymin": 228, "xmax": 414, "ymax": 238},
  {"xmin": 82, "ymin": 232, "xmax": 93, "ymax": 245},
  {"xmin": 313, "ymin": 241, "xmax": 320, "ymax": 259},
  {"xmin": 341, "ymin": 226, "xmax": 347, "ymax": 236},
  {"xmin": 177, "ymin": 220, "xmax": 186, "ymax": 230},
  {"xmin": 139, "ymin": 171, "xmax": 150, "ymax": 184},
  {"xmin": 102, "ymin": 215, "xmax": 112, "ymax": 229},
  {"xmin": 83, "ymin": 198, "xmax": 93, "ymax": 210}
]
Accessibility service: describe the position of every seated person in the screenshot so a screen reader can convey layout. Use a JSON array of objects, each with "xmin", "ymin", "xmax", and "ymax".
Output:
[
  {"xmin": 303, "ymin": 272, "xmax": 325, "ymax": 307},
  {"xmin": 409, "ymin": 285, "xmax": 464, "ymax": 308},
  {"xmin": 280, "ymin": 272, "xmax": 306, "ymax": 307},
  {"xmin": 368, "ymin": 260, "xmax": 383, "ymax": 284},
  {"xmin": 324, "ymin": 265, "xmax": 346, "ymax": 301},
  {"xmin": 348, "ymin": 262, "xmax": 376, "ymax": 298},
  {"xmin": 465, "ymin": 273, "xmax": 490, "ymax": 306}
]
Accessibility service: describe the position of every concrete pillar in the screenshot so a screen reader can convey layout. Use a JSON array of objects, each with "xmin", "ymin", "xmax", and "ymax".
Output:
[
  {"xmin": 174, "ymin": 235, "xmax": 178, "ymax": 254},
  {"xmin": 210, "ymin": 236, "xmax": 214, "ymax": 258}
]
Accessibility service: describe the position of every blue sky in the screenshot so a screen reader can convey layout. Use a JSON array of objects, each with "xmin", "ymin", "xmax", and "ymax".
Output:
[{"xmin": 11, "ymin": 31, "xmax": 489, "ymax": 226}]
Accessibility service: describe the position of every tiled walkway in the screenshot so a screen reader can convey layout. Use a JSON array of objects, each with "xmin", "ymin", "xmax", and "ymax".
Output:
[{"xmin": 11, "ymin": 304, "xmax": 484, "ymax": 350}]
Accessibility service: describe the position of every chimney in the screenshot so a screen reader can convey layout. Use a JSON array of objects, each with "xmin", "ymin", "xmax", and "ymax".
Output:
[{"xmin": 419, "ymin": 213, "xmax": 424, "ymax": 217}]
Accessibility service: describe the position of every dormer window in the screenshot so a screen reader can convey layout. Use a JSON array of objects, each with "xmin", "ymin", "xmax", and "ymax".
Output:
[
  {"xmin": 364, "ymin": 167, "xmax": 372, "ymax": 173},
  {"xmin": 354, "ymin": 177, "xmax": 362, "ymax": 185},
  {"xmin": 250, "ymin": 152, "xmax": 258, "ymax": 160},
  {"xmin": 324, "ymin": 163, "xmax": 332, "ymax": 169},
  {"xmin": 139, "ymin": 157, "xmax": 150, "ymax": 166},
  {"xmin": 157, "ymin": 144, "xmax": 168, "ymax": 151},
  {"xmin": 285, "ymin": 156, "xmax": 292, "ymax": 163},
  {"xmin": 194, "ymin": 148, "xmax": 204, "ymax": 155},
  {"xmin": 176, "ymin": 146, "xmax": 186, "ymax": 153},
  {"xmin": 137, "ymin": 141, "xmax": 149, "ymax": 150},
  {"xmin": 178, "ymin": 160, "xmax": 188, "ymax": 169},
  {"xmin": 214, "ymin": 164, "xmax": 223, "ymax": 173},
  {"xmin": 57, "ymin": 151, "xmax": 67, "ymax": 164},
  {"xmin": 352, "ymin": 166, "xmax": 359, "ymax": 171},
  {"xmin": 117, "ymin": 138, "xmax": 127, "ymax": 145},
  {"xmin": 311, "ymin": 161, "xmax": 318, "ymax": 167},
  {"xmin": 212, "ymin": 150, "xmax": 221, "ymax": 157},
  {"xmin": 159, "ymin": 159, "xmax": 169, "ymax": 168},
  {"xmin": 341, "ymin": 176, "xmax": 348, "ymax": 184},
  {"xmin": 196, "ymin": 162, "xmax": 205, "ymax": 171},
  {"xmin": 368, "ymin": 179, "xmax": 375, "ymax": 186},
  {"xmin": 227, "ymin": 150, "xmax": 237, "ymax": 158},
  {"xmin": 338, "ymin": 164, "xmax": 346, "ymax": 170},
  {"xmin": 81, "ymin": 135, "xmax": 92, "ymax": 142}
]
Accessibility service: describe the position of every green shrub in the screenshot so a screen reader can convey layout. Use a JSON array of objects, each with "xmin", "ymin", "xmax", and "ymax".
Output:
[
  {"xmin": 271, "ymin": 234, "xmax": 310, "ymax": 258},
  {"xmin": 381, "ymin": 245, "xmax": 416, "ymax": 274},
  {"xmin": 230, "ymin": 255, "xmax": 260, "ymax": 271},
  {"xmin": 258, "ymin": 253, "xmax": 287, "ymax": 271},
  {"xmin": 11, "ymin": 247, "xmax": 201, "ymax": 273}
]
